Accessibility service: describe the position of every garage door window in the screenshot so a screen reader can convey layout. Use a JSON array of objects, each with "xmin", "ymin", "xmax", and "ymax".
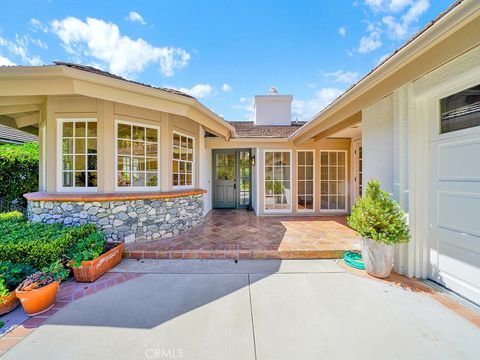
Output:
[{"xmin": 440, "ymin": 84, "xmax": 480, "ymax": 134}]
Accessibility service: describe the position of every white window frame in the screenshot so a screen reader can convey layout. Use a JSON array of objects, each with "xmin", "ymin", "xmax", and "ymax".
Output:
[
  {"xmin": 114, "ymin": 119, "xmax": 161, "ymax": 192},
  {"xmin": 320, "ymin": 150, "xmax": 348, "ymax": 212},
  {"xmin": 296, "ymin": 150, "xmax": 315, "ymax": 213},
  {"xmin": 263, "ymin": 149, "xmax": 293, "ymax": 213},
  {"xmin": 172, "ymin": 130, "xmax": 195, "ymax": 190},
  {"xmin": 56, "ymin": 118, "xmax": 98, "ymax": 193}
]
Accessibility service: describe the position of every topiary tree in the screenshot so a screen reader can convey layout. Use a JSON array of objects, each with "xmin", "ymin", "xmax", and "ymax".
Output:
[
  {"xmin": 0, "ymin": 142, "xmax": 39, "ymax": 204},
  {"xmin": 347, "ymin": 180, "xmax": 410, "ymax": 245}
]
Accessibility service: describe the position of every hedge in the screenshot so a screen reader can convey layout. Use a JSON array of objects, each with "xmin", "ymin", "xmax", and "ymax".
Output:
[
  {"xmin": 0, "ymin": 142, "xmax": 39, "ymax": 203},
  {"xmin": 0, "ymin": 211, "xmax": 101, "ymax": 269}
]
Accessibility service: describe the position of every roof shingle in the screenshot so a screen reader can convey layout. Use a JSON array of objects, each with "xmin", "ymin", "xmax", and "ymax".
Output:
[{"xmin": 229, "ymin": 121, "xmax": 307, "ymax": 138}]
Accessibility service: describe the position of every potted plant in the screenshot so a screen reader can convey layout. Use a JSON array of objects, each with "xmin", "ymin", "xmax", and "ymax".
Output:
[
  {"xmin": 348, "ymin": 180, "xmax": 410, "ymax": 278},
  {"xmin": 0, "ymin": 261, "xmax": 36, "ymax": 315},
  {"xmin": 68, "ymin": 231, "xmax": 124, "ymax": 282},
  {"xmin": 15, "ymin": 260, "xmax": 69, "ymax": 316}
]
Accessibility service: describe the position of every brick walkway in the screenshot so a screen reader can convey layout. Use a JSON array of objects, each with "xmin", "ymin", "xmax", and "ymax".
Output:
[
  {"xmin": 124, "ymin": 209, "xmax": 360, "ymax": 260},
  {"xmin": 0, "ymin": 272, "xmax": 142, "ymax": 356}
]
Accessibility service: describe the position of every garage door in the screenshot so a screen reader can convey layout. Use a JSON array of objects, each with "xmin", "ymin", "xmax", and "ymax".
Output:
[{"xmin": 429, "ymin": 83, "xmax": 480, "ymax": 305}]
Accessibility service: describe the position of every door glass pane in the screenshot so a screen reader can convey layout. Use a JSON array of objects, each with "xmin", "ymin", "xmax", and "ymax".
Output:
[
  {"xmin": 320, "ymin": 151, "xmax": 347, "ymax": 210},
  {"xmin": 440, "ymin": 84, "xmax": 480, "ymax": 134}
]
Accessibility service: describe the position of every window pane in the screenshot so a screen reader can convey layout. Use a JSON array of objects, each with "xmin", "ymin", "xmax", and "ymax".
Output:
[
  {"xmin": 132, "ymin": 157, "xmax": 145, "ymax": 171},
  {"xmin": 273, "ymin": 152, "xmax": 282, "ymax": 165},
  {"xmin": 146, "ymin": 173, "xmax": 158, "ymax": 186},
  {"xmin": 87, "ymin": 172, "xmax": 97, "ymax": 187},
  {"xmin": 63, "ymin": 122, "xmax": 73, "ymax": 137},
  {"xmin": 305, "ymin": 166, "xmax": 313, "ymax": 180},
  {"xmin": 329, "ymin": 152, "xmax": 337, "ymax": 165},
  {"xmin": 173, "ymin": 147, "xmax": 180, "ymax": 159},
  {"xmin": 440, "ymin": 84, "xmax": 480, "ymax": 134},
  {"xmin": 132, "ymin": 172, "xmax": 145, "ymax": 187},
  {"xmin": 181, "ymin": 136, "xmax": 187, "ymax": 148},
  {"xmin": 338, "ymin": 196, "xmax": 346, "ymax": 209},
  {"xmin": 282, "ymin": 152, "xmax": 290, "ymax": 165},
  {"xmin": 75, "ymin": 139, "xmax": 85, "ymax": 154},
  {"xmin": 282, "ymin": 167, "xmax": 290, "ymax": 181},
  {"xmin": 305, "ymin": 196, "xmax": 314, "ymax": 210},
  {"xmin": 133, "ymin": 126, "xmax": 145, "ymax": 141},
  {"xmin": 187, "ymin": 137, "xmax": 193, "ymax": 150},
  {"xmin": 173, "ymin": 173, "xmax": 179, "ymax": 186},
  {"xmin": 298, "ymin": 181, "xmax": 305, "ymax": 194},
  {"xmin": 87, "ymin": 122, "xmax": 97, "ymax": 137},
  {"xmin": 173, "ymin": 134, "xmax": 180, "ymax": 147},
  {"xmin": 75, "ymin": 122, "xmax": 86, "ymax": 137},
  {"xmin": 62, "ymin": 139, "xmax": 73, "ymax": 154},
  {"xmin": 118, "ymin": 124, "xmax": 131, "ymax": 139},
  {"xmin": 172, "ymin": 160, "xmax": 179, "ymax": 173},
  {"xmin": 132, "ymin": 141, "xmax": 145, "ymax": 156},
  {"xmin": 75, "ymin": 171, "xmax": 86, "ymax": 187},
  {"xmin": 338, "ymin": 152, "xmax": 345, "ymax": 165},
  {"xmin": 146, "ymin": 128, "xmax": 157, "ymax": 142},
  {"xmin": 186, "ymin": 149, "xmax": 193, "ymax": 162},
  {"xmin": 186, "ymin": 174, "xmax": 192, "ymax": 185},
  {"xmin": 298, "ymin": 152, "xmax": 306, "ymax": 166},
  {"xmin": 118, "ymin": 172, "xmax": 131, "ymax": 187},
  {"xmin": 305, "ymin": 151, "xmax": 313, "ymax": 165},
  {"xmin": 265, "ymin": 152, "xmax": 273, "ymax": 166},
  {"xmin": 75, "ymin": 155, "xmax": 85, "ymax": 170},
  {"xmin": 273, "ymin": 181, "xmax": 282, "ymax": 195},
  {"xmin": 265, "ymin": 167, "xmax": 273, "ymax": 180},
  {"xmin": 63, "ymin": 172, "xmax": 73, "ymax": 187},
  {"xmin": 118, "ymin": 140, "xmax": 131, "ymax": 155},
  {"xmin": 87, "ymin": 155, "xmax": 97, "ymax": 170},
  {"xmin": 63, "ymin": 155, "xmax": 73, "ymax": 170},
  {"xmin": 118, "ymin": 156, "xmax": 131, "ymax": 171},
  {"xmin": 87, "ymin": 139, "xmax": 97, "ymax": 154},
  {"xmin": 146, "ymin": 158, "xmax": 158, "ymax": 171},
  {"xmin": 305, "ymin": 181, "xmax": 313, "ymax": 195}
]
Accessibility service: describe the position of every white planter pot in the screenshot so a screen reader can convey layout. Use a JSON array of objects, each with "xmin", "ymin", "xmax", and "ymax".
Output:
[{"xmin": 361, "ymin": 237, "xmax": 394, "ymax": 278}]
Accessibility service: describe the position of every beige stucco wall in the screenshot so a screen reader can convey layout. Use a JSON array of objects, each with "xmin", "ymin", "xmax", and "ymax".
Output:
[
  {"xmin": 42, "ymin": 95, "xmax": 201, "ymax": 193},
  {"xmin": 205, "ymin": 137, "xmax": 351, "ymax": 215}
]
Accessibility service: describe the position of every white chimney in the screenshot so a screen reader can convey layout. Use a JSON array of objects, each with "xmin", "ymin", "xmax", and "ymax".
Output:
[{"xmin": 254, "ymin": 87, "xmax": 292, "ymax": 126}]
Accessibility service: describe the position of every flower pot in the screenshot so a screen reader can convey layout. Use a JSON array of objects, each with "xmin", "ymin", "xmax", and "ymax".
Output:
[
  {"xmin": 15, "ymin": 281, "xmax": 59, "ymax": 316},
  {"xmin": 361, "ymin": 237, "xmax": 394, "ymax": 278},
  {"xmin": 0, "ymin": 291, "xmax": 20, "ymax": 316},
  {"xmin": 70, "ymin": 242, "xmax": 125, "ymax": 283}
]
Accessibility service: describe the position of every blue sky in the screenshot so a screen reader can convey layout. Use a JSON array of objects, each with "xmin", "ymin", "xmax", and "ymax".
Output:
[{"xmin": 0, "ymin": 0, "xmax": 453, "ymax": 121}]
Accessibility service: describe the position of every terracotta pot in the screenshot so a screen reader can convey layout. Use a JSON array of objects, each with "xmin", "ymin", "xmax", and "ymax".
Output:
[
  {"xmin": 15, "ymin": 281, "xmax": 59, "ymax": 316},
  {"xmin": 0, "ymin": 291, "xmax": 20, "ymax": 316},
  {"xmin": 70, "ymin": 242, "xmax": 124, "ymax": 283},
  {"xmin": 361, "ymin": 237, "xmax": 394, "ymax": 278}
]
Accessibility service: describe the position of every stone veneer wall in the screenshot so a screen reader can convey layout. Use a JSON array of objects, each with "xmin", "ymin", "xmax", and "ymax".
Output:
[{"xmin": 27, "ymin": 195, "xmax": 204, "ymax": 243}]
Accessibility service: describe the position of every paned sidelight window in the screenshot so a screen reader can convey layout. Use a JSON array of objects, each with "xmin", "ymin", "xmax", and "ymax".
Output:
[
  {"xmin": 320, "ymin": 151, "xmax": 347, "ymax": 211},
  {"xmin": 59, "ymin": 119, "xmax": 97, "ymax": 191},
  {"xmin": 172, "ymin": 132, "xmax": 194, "ymax": 188},
  {"xmin": 116, "ymin": 121, "xmax": 160, "ymax": 190},
  {"xmin": 297, "ymin": 150, "xmax": 314, "ymax": 211},
  {"xmin": 264, "ymin": 151, "xmax": 291, "ymax": 211}
]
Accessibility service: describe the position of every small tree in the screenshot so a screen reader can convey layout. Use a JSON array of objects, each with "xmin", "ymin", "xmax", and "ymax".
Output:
[
  {"xmin": 348, "ymin": 180, "xmax": 409, "ymax": 245},
  {"xmin": 0, "ymin": 142, "xmax": 39, "ymax": 204}
]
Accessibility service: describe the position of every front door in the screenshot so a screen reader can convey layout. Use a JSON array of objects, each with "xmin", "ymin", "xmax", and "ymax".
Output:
[{"xmin": 213, "ymin": 149, "xmax": 251, "ymax": 209}]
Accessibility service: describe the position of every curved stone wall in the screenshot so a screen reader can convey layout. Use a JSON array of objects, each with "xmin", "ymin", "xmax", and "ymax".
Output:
[{"xmin": 27, "ymin": 194, "xmax": 204, "ymax": 243}]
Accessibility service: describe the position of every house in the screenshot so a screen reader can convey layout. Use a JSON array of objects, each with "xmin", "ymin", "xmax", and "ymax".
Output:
[{"xmin": 0, "ymin": 0, "xmax": 478, "ymax": 304}]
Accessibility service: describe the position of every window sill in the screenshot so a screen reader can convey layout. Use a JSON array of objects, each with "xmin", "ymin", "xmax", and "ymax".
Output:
[{"xmin": 24, "ymin": 189, "xmax": 207, "ymax": 202}]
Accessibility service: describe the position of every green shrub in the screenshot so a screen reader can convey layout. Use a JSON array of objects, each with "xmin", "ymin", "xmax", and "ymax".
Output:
[
  {"xmin": 0, "ymin": 212, "xmax": 101, "ymax": 269},
  {"xmin": 0, "ymin": 260, "xmax": 37, "ymax": 296},
  {"xmin": 67, "ymin": 231, "xmax": 107, "ymax": 267},
  {"xmin": 0, "ymin": 142, "xmax": 39, "ymax": 203},
  {"xmin": 347, "ymin": 180, "xmax": 410, "ymax": 245}
]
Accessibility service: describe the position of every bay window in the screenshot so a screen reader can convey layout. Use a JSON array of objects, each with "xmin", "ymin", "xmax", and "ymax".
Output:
[
  {"xmin": 116, "ymin": 120, "xmax": 160, "ymax": 190},
  {"xmin": 172, "ymin": 132, "xmax": 194, "ymax": 188},
  {"xmin": 58, "ymin": 118, "xmax": 97, "ymax": 191}
]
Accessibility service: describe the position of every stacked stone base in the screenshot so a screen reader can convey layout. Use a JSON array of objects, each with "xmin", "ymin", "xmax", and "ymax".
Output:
[{"xmin": 27, "ymin": 195, "xmax": 204, "ymax": 243}]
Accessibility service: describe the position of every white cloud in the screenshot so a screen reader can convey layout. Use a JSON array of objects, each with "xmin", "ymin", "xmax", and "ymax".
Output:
[
  {"xmin": 232, "ymin": 97, "xmax": 254, "ymax": 120},
  {"xmin": 0, "ymin": 55, "xmax": 16, "ymax": 66},
  {"xmin": 51, "ymin": 17, "xmax": 190, "ymax": 78},
  {"xmin": 323, "ymin": 70, "xmax": 359, "ymax": 84},
  {"xmin": 365, "ymin": 0, "xmax": 412, "ymax": 12},
  {"xmin": 127, "ymin": 11, "xmax": 146, "ymax": 25},
  {"xmin": 339, "ymin": 27, "xmax": 347, "ymax": 36},
  {"xmin": 382, "ymin": 0, "xmax": 429, "ymax": 39},
  {"xmin": 30, "ymin": 18, "xmax": 49, "ymax": 33},
  {"xmin": 388, "ymin": 0, "xmax": 412, "ymax": 12},
  {"xmin": 240, "ymin": 97, "xmax": 248, "ymax": 103},
  {"xmin": 0, "ymin": 35, "xmax": 43, "ymax": 65},
  {"xmin": 222, "ymin": 83, "xmax": 233, "ymax": 92},
  {"xmin": 364, "ymin": 0, "xmax": 384, "ymax": 12},
  {"xmin": 358, "ymin": 23, "xmax": 382, "ymax": 54},
  {"xmin": 292, "ymin": 88, "xmax": 344, "ymax": 120},
  {"xmin": 178, "ymin": 83, "xmax": 214, "ymax": 98}
]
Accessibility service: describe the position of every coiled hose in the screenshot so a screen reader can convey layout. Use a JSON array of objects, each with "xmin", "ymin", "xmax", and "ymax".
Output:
[{"xmin": 343, "ymin": 251, "xmax": 365, "ymax": 270}]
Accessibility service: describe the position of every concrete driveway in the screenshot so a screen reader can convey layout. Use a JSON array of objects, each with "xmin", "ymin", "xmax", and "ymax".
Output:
[{"xmin": 3, "ymin": 260, "xmax": 480, "ymax": 360}]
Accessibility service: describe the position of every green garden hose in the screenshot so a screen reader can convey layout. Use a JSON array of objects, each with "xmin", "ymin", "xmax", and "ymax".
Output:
[{"xmin": 343, "ymin": 251, "xmax": 365, "ymax": 270}]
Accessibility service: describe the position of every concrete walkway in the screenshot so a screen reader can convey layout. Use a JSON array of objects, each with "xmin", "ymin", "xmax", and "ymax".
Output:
[{"xmin": 3, "ymin": 260, "xmax": 480, "ymax": 360}]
